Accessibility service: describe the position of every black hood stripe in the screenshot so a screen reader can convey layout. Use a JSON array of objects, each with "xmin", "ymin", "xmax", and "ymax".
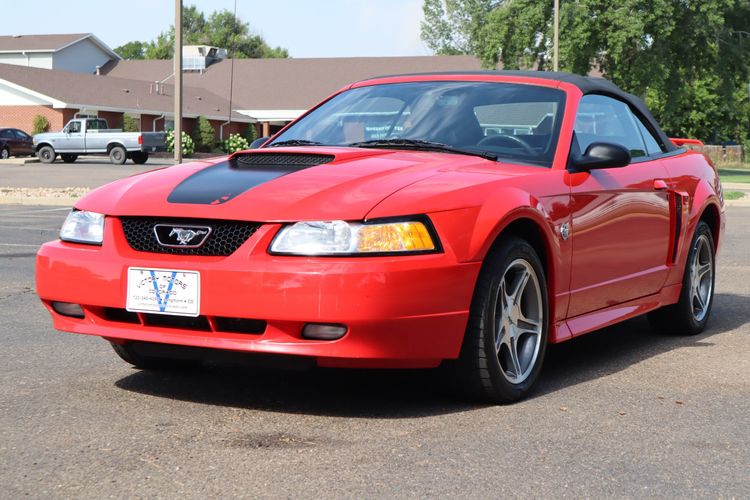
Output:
[{"xmin": 167, "ymin": 155, "xmax": 333, "ymax": 205}]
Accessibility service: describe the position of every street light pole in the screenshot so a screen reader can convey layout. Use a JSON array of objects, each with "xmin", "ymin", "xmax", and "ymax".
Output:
[
  {"xmin": 174, "ymin": 0, "xmax": 183, "ymax": 163},
  {"xmin": 553, "ymin": 0, "xmax": 559, "ymax": 71}
]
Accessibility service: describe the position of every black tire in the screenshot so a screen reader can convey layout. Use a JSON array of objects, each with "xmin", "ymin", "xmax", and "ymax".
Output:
[
  {"xmin": 648, "ymin": 221, "xmax": 715, "ymax": 335},
  {"xmin": 456, "ymin": 237, "xmax": 549, "ymax": 403},
  {"xmin": 37, "ymin": 145, "xmax": 56, "ymax": 163},
  {"xmin": 109, "ymin": 145, "xmax": 127, "ymax": 165},
  {"xmin": 110, "ymin": 341, "xmax": 198, "ymax": 370},
  {"xmin": 0, "ymin": 147, "xmax": 9, "ymax": 159},
  {"xmin": 60, "ymin": 154, "xmax": 78, "ymax": 163},
  {"xmin": 131, "ymin": 151, "xmax": 148, "ymax": 164}
]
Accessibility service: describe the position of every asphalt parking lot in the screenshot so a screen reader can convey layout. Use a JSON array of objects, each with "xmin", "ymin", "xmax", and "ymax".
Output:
[{"xmin": 0, "ymin": 164, "xmax": 748, "ymax": 497}]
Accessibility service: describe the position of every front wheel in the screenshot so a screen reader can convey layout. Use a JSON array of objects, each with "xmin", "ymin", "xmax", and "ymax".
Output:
[
  {"xmin": 648, "ymin": 221, "xmax": 715, "ymax": 335},
  {"xmin": 109, "ymin": 146, "xmax": 127, "ymax": 165},
  {"xmin": 457, "ymin": 237, "xmax": 549, "ymax": 403},
  {"xmin": 37, "ymin": 145, "xmax": 56, "ymax": 163}
]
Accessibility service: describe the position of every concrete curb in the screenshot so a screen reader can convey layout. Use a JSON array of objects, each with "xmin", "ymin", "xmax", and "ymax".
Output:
[{"xmin": 0, "ymin": 157, "xmax": 39, "ymax": 166}]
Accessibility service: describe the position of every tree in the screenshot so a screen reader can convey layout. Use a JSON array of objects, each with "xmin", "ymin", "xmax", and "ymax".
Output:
[
  {"xmin": 193, "ymin": 116, "xmax": 215, "ymax": 152},
  {"xmin": 420, "ymin": 0, "xmax": 750, "ymax": 144},
  {"xmin": 123, "ymin": 115, "xmax": 140, "ymax": 132},
  {"xmin": 124, "ymin": 4, "xmax": 289, "ymax": 61},
  {"xmin": 32, "ymin": 115, "xmax": 50, "ymax": 134},
  {"xmin": 114, "ymin": 41, "xmax": 146, "ymax": 60}
]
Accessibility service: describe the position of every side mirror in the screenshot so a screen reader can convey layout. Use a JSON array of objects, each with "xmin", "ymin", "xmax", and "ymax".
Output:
[
  {"xmin": 570, "ymin": 142, "xmax": 631, "ymax": 172},
  {"xmin": 249, "ymin": 136, "xmax": 270, "ymax": 149}
]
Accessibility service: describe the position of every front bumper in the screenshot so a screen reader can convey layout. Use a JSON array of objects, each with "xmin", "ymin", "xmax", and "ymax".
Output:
[{"xmin": 36, "ymin": 218, "xmax": 481, "ymax": 368}]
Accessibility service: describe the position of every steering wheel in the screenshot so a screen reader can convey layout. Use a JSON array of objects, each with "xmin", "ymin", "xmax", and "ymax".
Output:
[{"xmin": 477, "ymin": 134, "xmax": 537, "ymax": 156}]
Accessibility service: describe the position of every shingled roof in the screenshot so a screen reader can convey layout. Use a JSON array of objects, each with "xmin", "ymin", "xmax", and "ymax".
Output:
[
  {"xmin": 0, "ymin": 64, "xmax": 247, "ymax": 121},
  {"xmin": 102, "ymin": 55, "xmax": 487, "ymax": 110}
]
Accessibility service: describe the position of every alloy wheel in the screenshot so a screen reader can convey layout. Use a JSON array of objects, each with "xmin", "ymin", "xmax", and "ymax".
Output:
[
  {"xmin": 690, "ymin": 234, "xmax": 713, "ymax": 321},
  {"xmin": 493, "ymin": 259, "xmax": 544, "ymax": 384}
]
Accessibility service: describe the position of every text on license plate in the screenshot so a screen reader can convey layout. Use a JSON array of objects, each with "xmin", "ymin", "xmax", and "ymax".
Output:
[{"xmin": 126, "ymin": 267, "xmax": 200, "ymax": 317}]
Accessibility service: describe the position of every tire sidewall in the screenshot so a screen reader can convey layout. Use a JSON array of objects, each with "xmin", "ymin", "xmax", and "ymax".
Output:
[
  {"xmin": 38, "ymin": 146, "xmax": 55, "ymax": 163},
  {"xmin": 110, "ymin": 147, "xmax": 126, "ymax": 165},
  {"xmin": 680, "ymin": 221, "xmax": 715, "ymax": 332},
  {"xmin": 0, "ymin": 147, "xmax": 9, "ymax": 159},
  {"xmin": 472, "ymin": 239, "xmax": 550, "ymax": 401}
]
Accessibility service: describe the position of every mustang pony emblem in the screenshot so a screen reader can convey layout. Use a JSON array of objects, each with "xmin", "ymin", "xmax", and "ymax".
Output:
[
  {"xmin": 153, "ymin": 224, "xmax": 212, "ymax": 248},
  {"xmin": 169, "ymin": 227, "xmax": 208, "ymax": 245}
]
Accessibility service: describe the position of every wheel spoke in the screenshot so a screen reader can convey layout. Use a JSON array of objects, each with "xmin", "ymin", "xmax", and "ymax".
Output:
[
  {"xmin": 508, "ymin": 337, "xmax": 523, "ymax": 377},
  {"xmin": 696, "ymin": 262, "xmax": 711, "ymax": 281},
  {"xmin": 516, "ymin": 317, "xmax": 540, "ymax": 336},
  {"xmin": 693, "ymin": 288, "xmax": 706, "ymax": 312},
  {"xmin": 510, "ymin": 269, "xmax": 530, "ymax": 306}
]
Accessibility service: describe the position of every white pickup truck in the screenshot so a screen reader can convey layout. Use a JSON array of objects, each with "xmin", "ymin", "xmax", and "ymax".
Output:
[{"xmin": 33, "ymin": 118, "xmax": 167, "ymax": 165}]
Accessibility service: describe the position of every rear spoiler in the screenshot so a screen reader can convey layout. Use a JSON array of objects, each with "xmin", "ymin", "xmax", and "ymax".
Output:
[{"xmin": 670, "ymin": 138, "xmax": 704, "ymax": 147}]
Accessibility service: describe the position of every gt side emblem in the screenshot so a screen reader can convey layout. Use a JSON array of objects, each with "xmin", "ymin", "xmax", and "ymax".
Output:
[
  {"xmin": 154, "ymin": 224, "xmax": 212, "ymax": 248},
  {"xmin": 560, "ymin": 223, "xmax": 570, "ymax": 241}
]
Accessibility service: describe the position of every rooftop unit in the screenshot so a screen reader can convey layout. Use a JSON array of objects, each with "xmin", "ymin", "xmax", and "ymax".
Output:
[{"xmin": 182, "ymin": 45, "xmax": 227, "ymax": 72}]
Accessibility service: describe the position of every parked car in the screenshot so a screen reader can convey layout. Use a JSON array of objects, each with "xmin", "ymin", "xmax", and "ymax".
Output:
[
  {"xmin": 0, "ymin": 127, "xmax": 34, "ymax": 158},
  {"xmin": 33, "ymin": 118, "xmax": 166, "ymax": 165},
  {"xmin": 36, "ymin": 71, "xmax": 725, "ymax": 403}
]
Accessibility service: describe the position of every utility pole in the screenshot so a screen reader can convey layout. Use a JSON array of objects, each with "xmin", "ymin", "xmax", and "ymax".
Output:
[
  {"xmin": 553, "ymin": 0, "xmax": 559, "ymax": 71},
  {"xmin": 174, "ymin": 0, "xmax": 183, "ymax": 163}
]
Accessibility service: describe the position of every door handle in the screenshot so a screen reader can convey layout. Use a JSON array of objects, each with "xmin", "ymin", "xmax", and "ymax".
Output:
[{"xmin": 653, "ymin": 179, "xmax": 668, "ymax": 191}]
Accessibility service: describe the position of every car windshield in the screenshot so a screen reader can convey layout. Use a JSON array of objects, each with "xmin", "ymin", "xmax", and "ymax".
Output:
[{"xmin": 268, "ymin": 81, "xmax": 566, "ymax": 167}]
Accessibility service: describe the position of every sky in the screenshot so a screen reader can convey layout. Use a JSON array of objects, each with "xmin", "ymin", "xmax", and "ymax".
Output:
[{"xmin": 2, "ymin": 0, "xmax": 432, "ymax": 58}]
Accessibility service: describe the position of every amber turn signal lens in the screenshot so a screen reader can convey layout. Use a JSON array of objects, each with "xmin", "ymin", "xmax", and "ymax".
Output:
[{"xmin": 356, "ymin": 221, "xmax": 435, "ymax": 253}]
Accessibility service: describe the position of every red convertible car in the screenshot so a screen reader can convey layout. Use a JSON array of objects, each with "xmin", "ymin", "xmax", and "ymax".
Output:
[{"xmin": 36, "ymin": 72, "xmax": 725, "ymax": 403}]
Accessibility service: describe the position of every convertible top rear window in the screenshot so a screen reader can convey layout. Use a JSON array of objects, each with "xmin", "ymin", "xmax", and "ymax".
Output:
[{"xmin": 270, "ymin": 81, "xmax": 566, "ymax": 167}]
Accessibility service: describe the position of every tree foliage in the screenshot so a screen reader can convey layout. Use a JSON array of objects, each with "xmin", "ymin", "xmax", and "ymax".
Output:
[
  {"xmin": 420, "ymin": 0, "xmax": 750, "ymax": 144},
  {"xmin": 193, "ymin": 116, "xmax": 216, "ymax": 152},
  {"xmin": 114, "ymin": 41, "xmax": 146, "ymax": 60},
  {"xmin": 124, "ymin": 4, "xmax": 288, "ymax": 61},
  {"xmin": 123, "ymin": 115, "xmax": 139, "ymax": 132},
  {"xmin": 32, "ymin": 115, "xmax": 50, "ymax": 135}
]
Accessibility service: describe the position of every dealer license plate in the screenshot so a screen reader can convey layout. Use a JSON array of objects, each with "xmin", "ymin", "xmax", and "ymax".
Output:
[{"xmin": 126, "ymin": 268, "xmax": 200, "ymax": 317}]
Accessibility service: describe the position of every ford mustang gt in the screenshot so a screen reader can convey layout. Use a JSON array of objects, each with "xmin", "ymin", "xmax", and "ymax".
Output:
[{"xmin": 36, "ymin": 71, "xmax": 725, "ymax": 403}]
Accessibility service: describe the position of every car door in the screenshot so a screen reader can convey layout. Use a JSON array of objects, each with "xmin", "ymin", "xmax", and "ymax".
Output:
[
  {"xmin": 56, "ymin": 121, "xmax": 85, "ymax": 152},
  {"xmin": 566, "ymin": 94, "xmax": 672, "ymax": 318},
  {"xmin": 13, "ymin": 129, "xmax": 33, "ymax": 154}
]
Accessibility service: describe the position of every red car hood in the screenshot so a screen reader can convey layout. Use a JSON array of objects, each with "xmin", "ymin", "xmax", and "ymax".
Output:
[{"xmin": 76, "ymin": 147, "xmax": 522, "ymax": 221}]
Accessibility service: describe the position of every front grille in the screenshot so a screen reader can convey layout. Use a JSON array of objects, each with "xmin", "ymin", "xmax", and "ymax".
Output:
[
  {"xmin": 232, "ymin": 153, "xmax": 334, "ymax": 169},
  {"xmin": 120, "ymin": 217, "xmax": 260, "ymax": 256}
]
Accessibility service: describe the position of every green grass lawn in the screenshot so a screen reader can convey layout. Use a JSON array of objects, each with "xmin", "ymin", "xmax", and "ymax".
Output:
[
  {"xmin": 718, "ymin": 167, "xmax": 750, "ymax": 183},
  {"xmin": 724, "ymin": 191, "xmax": 746, "ymax": 200}
]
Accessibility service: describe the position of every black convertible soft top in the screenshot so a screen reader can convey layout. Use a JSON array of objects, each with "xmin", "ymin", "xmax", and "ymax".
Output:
[{"xmin": 367, "ymin": 70, "xmax": 678, "ymax": 152}]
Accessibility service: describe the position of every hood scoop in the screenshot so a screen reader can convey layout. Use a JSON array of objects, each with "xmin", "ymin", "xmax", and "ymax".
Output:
[
  {"xmin": 168, "ymin": 153, "xmax": 336, "ymax": 205},
  {"xmin": 231, "ymin": 153, "xmax": 334, "ymax": 169}
]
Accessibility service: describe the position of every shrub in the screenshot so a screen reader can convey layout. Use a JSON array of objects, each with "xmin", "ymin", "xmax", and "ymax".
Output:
[
  {"xmin": 165, "ymin": 130, "xmax": 195, "ymax": 156},
  {"xmin": 220, "ymin": 133, "xmax": 250, "ymax": 154},
  {"xmin": 32, "ymin": 115, "xmax": 50, "ymax": 134},
  {"xmin": 123, "ymin": 115, "xmax": 139, "ymax": 132},
  {"xmin": 194, "ymin": 116, "xmax": 215, "ymax": 152},
  {"xmin": 246, "ymin": 123, "xmax": 258, "ymax": 143}
]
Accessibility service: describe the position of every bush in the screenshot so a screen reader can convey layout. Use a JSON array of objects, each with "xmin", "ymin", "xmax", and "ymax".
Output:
[
  {"xmin": 165, "ymin": 130, "xmax": 195, "ymax": 156},
  {"xmin": 123, "ymin": 115, "xmax": 139, "ymax": 132},
  {"xmin": 194, "ymin": 116, "xmax": 215, "ymax": 152},
  {"xmin": 246, "ymin": 123, "xmax": 258, "ymax": 143},
  {"xmin": 32, "ymin": 115, "xmax": 50, "ymax": 134},
  {"xmin": 220, "ymin": 133, "xmax": 250, "ymax": 154}
]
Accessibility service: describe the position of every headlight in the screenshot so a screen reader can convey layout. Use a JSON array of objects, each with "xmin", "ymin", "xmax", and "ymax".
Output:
[
  {"xmin": 270, "ymin": 218, "xmax": 438, "ymax": 256},
  {"xmin": 59, "ymin": 210, "xmax": 105, "ymax": 245}
]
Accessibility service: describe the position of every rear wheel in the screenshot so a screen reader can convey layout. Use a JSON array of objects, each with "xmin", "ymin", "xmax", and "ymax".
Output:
[
  {"xmin": 60, "ymin": 154, "xmax": 78, "ymax": 163},
  {"xmin": 131, "ymin": 151, "xmax": 148, "ymax": 164},
  {"xmin": 110, "ymin": 341, "xmax": 198, "ymax": 370},
  {"xmin": 648, "ymin": 221, "xmax": 715, "ymax": 335},
  {"xmin": 109, "ymin": 146, "xmax": 127, "ymax": 165},
  {"xmin": 37, "ymin": 145, "xmax": 56, "ymax": 163},
  {"xmin": 457, "ymin": 237, "xmax": 549, "ymax": 403},
  {"xmin": 0, "ymin": 147, "xmax": 9, "ymax": 159}
]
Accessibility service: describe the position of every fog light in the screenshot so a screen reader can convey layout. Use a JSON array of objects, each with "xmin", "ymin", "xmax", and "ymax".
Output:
[
  {"xmin": 51, "ymin": 301, "xmax": 84, "ymax": 318},
  {"xmin": 302, "ymin": 323, "xmax": 347, "ymax": 340}
]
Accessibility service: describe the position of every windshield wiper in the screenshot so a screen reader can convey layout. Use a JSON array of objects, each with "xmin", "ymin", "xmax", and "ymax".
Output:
[
  {"xmin": 268, "ymin": 139, "xmax": 325, "ymax": 147},
  {"xmin": 347, "ymin": 139, "xmax": 497, "ymax": 161}
]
